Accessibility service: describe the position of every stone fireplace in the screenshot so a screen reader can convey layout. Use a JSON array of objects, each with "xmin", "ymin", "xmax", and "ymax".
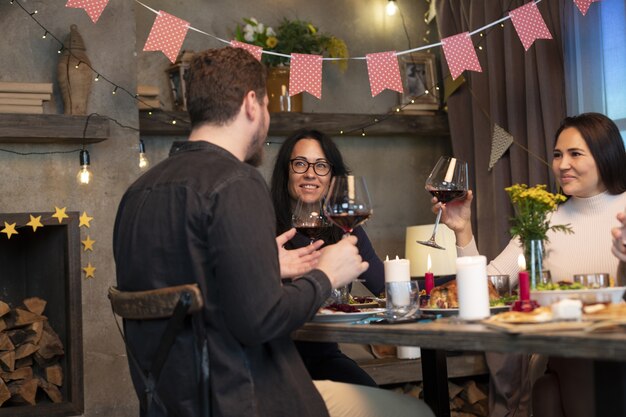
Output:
[{"xmin": 0, "ymin": 212, "xmax": 84, "ymax": 416}]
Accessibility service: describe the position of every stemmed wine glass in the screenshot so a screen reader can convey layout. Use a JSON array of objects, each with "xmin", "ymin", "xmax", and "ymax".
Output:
[
  {"xmin": 323, "ymin": 175, "xmax": 373, "ymax": 236},
  {"xmin": 417, "ymin": 156, "xmax": 468, "ymax": 250},
  {"xmin": 323, "ymin": 175, "xmax": 373, "ymax": 304},
  {"xmin": 292, "ymin": 198, "xmax": 331, "ymax": 244}
]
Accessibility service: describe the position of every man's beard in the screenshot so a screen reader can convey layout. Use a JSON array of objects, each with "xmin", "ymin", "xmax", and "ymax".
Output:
[{"xmin": 245, "ymin": 115, "xmax": 267, "ymax": 167}]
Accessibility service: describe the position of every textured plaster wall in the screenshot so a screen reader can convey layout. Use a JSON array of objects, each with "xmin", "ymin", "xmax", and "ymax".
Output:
[
  {"xmin": 0, "ymin": 0, "xmax": 138, "ymax": 415},
  {"xmin": 136, "ymin": 0, "xmax": 451, "ymax": 260},
  {"xmin": 0, "ymin": 0, "xmax": 450, "ymax": 416}
]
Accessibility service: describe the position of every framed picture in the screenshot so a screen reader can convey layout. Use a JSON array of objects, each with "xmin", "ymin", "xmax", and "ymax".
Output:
[{"xmin": 398, "ymin": 52, "xmax": 439, "ymax": 113}]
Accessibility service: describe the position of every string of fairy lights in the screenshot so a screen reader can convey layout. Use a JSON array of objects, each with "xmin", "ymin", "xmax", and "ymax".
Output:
[{"xmin": 2, "ymin": 0, "xmax": 547, "ymax": 184}]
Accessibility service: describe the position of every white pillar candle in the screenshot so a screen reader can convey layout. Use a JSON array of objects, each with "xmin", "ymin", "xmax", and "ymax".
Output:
[
  {"xmin": 456, "ymin": 255, "xmax": 490, "ymax": 320},
  {"xmin": 384, "ymin": 255, "xmax": 411, "ymax": 282}
]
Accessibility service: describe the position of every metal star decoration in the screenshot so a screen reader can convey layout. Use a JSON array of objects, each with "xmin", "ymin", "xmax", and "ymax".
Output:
[
  {"xmin": 26, "ymin": 215, "xmax": 44, "ymax": 232},
  {"xmin": 83, "ymin": 263, "xmax": 96, "ymax": 279},
  {"xmin": 1, "ymin": 222, "xmax": 18, "ymax": 239},
  {"xmin": 82, "ymin": 236, "xmax": 95, "ymax": 251},
  {"xmin": 52, "ymin": 207, "xmax": 69, "ymax": 223},
  {"xmin": 79, "ymin": 212, "xmax": 94, "ymax": 228}
]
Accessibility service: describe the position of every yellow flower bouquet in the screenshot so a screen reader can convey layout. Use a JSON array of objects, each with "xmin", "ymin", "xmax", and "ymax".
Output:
[{"xmin": 505, "ymin": 184, "xmax": 572, "ymax": 242}]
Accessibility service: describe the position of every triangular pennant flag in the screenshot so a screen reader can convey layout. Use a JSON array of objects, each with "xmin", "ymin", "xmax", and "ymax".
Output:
[
  {"xmin": 489, "ymin": 123, "xmax": 514, "ymax": 171},
  {"xmin": 289, "ymin": 53, "xmax": 323, "ymax": 99},
  {"xmin": 443, "ymin": 74, "xmax": 466, "ymax": 103},
  {"xmin": 231, "ymin": 40, "xmax": 263, "ymax": 61},
  {"xmin": 65, "ymin": 0, "xmax": 110, "ymax": 23},
  {"xmin": 365, "ymin": 51, "xmax": 403, "ymax": 97},
  {"xmin": 441, "ymin": 32, "xmax": 482, "ymax": 80},
  {"xmin": 509, "ymin": 2, "xmax": 553, "ymax": 51},
  {"xmin": 573, "ymin": 0, "xmax": 601, "ymax": 16},
  {"xmin": 143, "ymin": 11, "xmax": 189, "ymax": 63}
]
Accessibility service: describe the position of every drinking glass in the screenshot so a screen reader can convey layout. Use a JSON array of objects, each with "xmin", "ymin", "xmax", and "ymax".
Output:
[
  {"xmin": 323, "ymin": 175, "xmax": 373, "ymax": 304},
  {"xmin": 323, "ymin": 175, "xmax": 373, "ymax": 236},
  {"xmin": 417, "ymin": 156, "xmax": 468, "ymax": 250},
  {"xmin": 292, "ymin": 198, "xmax": 331, "ymax": 244}
]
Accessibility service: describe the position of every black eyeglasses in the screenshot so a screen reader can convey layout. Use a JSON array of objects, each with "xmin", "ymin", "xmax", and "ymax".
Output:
[{"xmin": 289, "ymin": 158, "xmax": 332, "ymax": 176}]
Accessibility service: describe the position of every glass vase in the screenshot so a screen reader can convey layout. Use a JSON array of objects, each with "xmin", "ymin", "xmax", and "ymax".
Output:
[
  {"xmin": 523, "ymin": 239, "xmax": 544, "ymax": 290},
  {"xmin": 266, "ymin": 66, "xmax": 303, "ymax": 113}
]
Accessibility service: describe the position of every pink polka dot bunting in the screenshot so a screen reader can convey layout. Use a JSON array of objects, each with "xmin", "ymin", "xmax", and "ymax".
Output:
[
  {"xmin": 441, "ymin": 32, "xmax": 482, "ymax": 81},
  {"xmin": 573, "ymin": 0, "xmax": 601, "ymax": 16},
  {"xmin": 65, "ymin": 0, "xmax": 110, "ymax": 23},
  {"xmin": 509, "ymin": 2, "xmax": 552, "ymax": 51},
  {"xmin": 289, "ymin": 53, "xmax": 323, "ymax": 99},
  {"xmin": 143, "ymin": 11, "xmax": 189, "ymax": 64},
  {"xmin": 231, "ymin": 41, "xmax": 263, "ymax": 61},
  {"xmin": 365, "ymin": 51, "xmax": 403, "ymax": 97}
]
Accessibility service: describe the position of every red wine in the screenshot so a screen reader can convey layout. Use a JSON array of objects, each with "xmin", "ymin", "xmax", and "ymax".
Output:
[
  {"xmin": 429, "ymin": 189, "xmax": 467, "ymax": 204},
  {"xmin": 327, "ymin": 212, "xmax": 371, "ymax": 234},
  {"xmin": 296, "ymin": 226, "xmax": 328, "ymax": 240}
]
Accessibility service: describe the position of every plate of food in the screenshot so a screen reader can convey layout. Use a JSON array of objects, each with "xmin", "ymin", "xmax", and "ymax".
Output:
[
  {"xmin": 313, "ymin": 307, "xmax": 386, "ymax": 323},
  {"xmin": 421, "ymin": 305, "xmax": 511, "ymax": 317},
  {"xmin": 420, "ymin": 279, "xmax": 511, "ymax": 316},
  {"xmin": 531, "ymin": 285, "xmax": 626, "ymax": 306}
]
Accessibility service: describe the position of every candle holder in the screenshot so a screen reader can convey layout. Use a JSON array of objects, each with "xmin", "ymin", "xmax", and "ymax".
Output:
[{"xmin": 511, "ymin": 298, "xmax": 539, "ymax": 312}]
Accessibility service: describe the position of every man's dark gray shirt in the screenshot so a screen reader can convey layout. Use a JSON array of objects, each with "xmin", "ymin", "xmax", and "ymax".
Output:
[{"xmin": 113, "ymin": 140, "xmax": 332, "ymax": 417}]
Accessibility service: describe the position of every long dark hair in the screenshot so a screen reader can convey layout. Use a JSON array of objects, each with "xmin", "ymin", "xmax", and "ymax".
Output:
[
  {"xmin": 270, "ymin": 129, "xmax": 348, "ymax": 243},
  {"xmin": 554, "ymin": 112, "xmax": 626, "ymax": 194}
]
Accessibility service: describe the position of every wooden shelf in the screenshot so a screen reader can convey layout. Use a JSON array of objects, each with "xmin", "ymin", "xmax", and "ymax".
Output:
[
  {"xmin": 0, "ymin": 114, "xmax": 110, "ymax": 144},
  {"xmin": 139, "ymin": 110, "xmax": 450, "ymax": 137}
]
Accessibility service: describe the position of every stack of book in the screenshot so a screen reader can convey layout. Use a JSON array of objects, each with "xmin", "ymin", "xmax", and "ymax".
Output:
[
  {"xmin": 0, "ymin": 82, "xmax": 53, "ymax": 114},
  {"xmin": 137, "ymin": 85, "xmax": 161, "ymax": 111}
]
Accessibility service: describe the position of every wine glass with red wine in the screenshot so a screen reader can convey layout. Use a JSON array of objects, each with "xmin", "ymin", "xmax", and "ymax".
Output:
[
  {"xmin": 323, "ymin": 175, "xmax": 373, "ymax": 236},
  {"xmin": 292, "ymin": 199, "xmax": 331, "ymax": 244},
  {"xmin": 323, "ymin": 175, "xmax": 373, "ymax": 304},
  {"xmin": 417, "ymin": 156, "xmax": 468, "ymax": 250}
]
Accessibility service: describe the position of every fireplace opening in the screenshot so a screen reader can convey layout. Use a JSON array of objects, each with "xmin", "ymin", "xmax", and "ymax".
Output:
[{"xmin": 0, "ymin": 212, "xmax": 83, "ymax": 417}]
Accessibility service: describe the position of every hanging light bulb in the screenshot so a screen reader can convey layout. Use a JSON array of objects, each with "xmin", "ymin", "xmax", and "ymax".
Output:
[
  {"xmin": 386, "ymin": 0, "xmax": 398, "ymax": 16},
  {"xmin": 138, "ymin": 139, "xmax": 150, "ymax": 169},
  {"xmin": 76, "ymin": 149, "xmax": 93, "ymax": 185}
]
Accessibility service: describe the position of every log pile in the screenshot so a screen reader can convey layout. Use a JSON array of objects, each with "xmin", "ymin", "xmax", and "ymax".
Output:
[{"xmin": 0, "ymin": 298, "xmax": 64, "ymax": 407}]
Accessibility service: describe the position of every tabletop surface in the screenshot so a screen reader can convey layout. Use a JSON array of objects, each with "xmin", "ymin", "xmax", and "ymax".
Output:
[{"xmin": 294, "ymin": 318, "xmax": 626, "ymax": 361}]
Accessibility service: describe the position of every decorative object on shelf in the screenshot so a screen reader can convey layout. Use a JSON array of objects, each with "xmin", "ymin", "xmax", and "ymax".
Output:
[
  {"xmin": 398, "ymin": 52, "xmax": 439, "ymax": 114},
  {"xmin": 57, "ymin": 24, "xmax": 92, "ymax": 115},
  {"xmin": 266, "ymin": 66, "xmax": 302, "ymax": 113},
  {"xmin": 166, "ymin": 50, "xmax": 195, "ymax": 111},
  {"xmin": 505, "ymin": 184, "xmax": 572, "ymax": 289},
  {"xmin": 234, "ymin": 17, "xmax": 348, "ymax": 112}
]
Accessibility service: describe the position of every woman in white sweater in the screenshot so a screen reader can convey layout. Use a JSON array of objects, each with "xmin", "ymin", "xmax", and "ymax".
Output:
[{"xmin": 431, "ymin": 113, "xmax": 626, "ymax": 417}]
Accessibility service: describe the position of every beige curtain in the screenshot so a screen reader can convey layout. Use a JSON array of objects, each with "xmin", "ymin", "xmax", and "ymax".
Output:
[{"xmin": 436, "ymin": 0, "xmax": 567, "ymax": 260}]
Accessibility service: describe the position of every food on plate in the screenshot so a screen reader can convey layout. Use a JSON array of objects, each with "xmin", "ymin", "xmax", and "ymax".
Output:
[
  {"xmin": 319, "ymin": 303, "xmax": 361, "ymax": 314},
  {"xmin": 487, "ymin": 306, "xmax": 553, "ymax": 323},
  {"xmin": 536, "ymin": 281, "xmax": 586, "ymax": 291},
  {"xmin": 583, "ymin": 303, "xmax": 626, "ymax": 319},
  {"xmin": 428, "ymin": 279, "xmax": 499, "ymax": 308}
]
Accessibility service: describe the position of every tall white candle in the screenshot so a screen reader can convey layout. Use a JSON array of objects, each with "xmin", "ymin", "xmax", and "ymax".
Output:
[
  {"xmin": 384, "ymin": 255, "xmax": 410, "ymax": 282},
  {"xmin": 444, "ymin": 158, "xmax": 457, "ymax": 183},
  {"xmin": 456, "ymin": 255, "xmax": 490, "ymax": 320}
]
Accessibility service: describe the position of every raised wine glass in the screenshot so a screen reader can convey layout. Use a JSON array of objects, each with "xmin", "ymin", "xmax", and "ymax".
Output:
[
  {"xmin": 417, "ymin": 156, "xmax": 468, "ymax": 250},
  {"xmin": 323, "ymin": 175, "xmax": 373, "ymax": 304},
  {"xmin": 323, "ymin": 175, "xmax": 373, "ymax": 236},
  {"xmin": 292, "ymin": 198, "xmax": 331, "ymax": 244}
]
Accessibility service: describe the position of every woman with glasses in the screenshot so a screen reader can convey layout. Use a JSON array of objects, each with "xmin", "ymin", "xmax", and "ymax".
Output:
[{"xmin": 270, "ymin": 128, "xmax": 385, "ymax": 387}]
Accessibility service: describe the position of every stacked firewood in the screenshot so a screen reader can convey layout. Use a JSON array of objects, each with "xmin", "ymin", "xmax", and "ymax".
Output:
[{"xmin": 0, "ymin": 298, "xmax": 64, "ymax": 407}]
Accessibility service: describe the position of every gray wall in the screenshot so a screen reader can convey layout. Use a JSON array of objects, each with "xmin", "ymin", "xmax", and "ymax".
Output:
[{"xmin": 0, "ymin": 0, "xmax": 449, "ymax": 415}]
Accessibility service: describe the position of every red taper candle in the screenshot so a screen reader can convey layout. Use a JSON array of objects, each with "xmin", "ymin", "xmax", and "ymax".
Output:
[{"xmin": 518, "ymin": 254, "xmax": 530, "ymax": 301}]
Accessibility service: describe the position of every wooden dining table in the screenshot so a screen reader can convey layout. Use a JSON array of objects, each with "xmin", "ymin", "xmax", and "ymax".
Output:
[{"xmin": 293, "ymin": 317, "xmax": 626, "ymax": 417}]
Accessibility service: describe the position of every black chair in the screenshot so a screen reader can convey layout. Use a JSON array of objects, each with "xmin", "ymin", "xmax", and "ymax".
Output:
[{"xmin": 108, "ymin": 284, "xmax": 207, "ymax": 417}]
